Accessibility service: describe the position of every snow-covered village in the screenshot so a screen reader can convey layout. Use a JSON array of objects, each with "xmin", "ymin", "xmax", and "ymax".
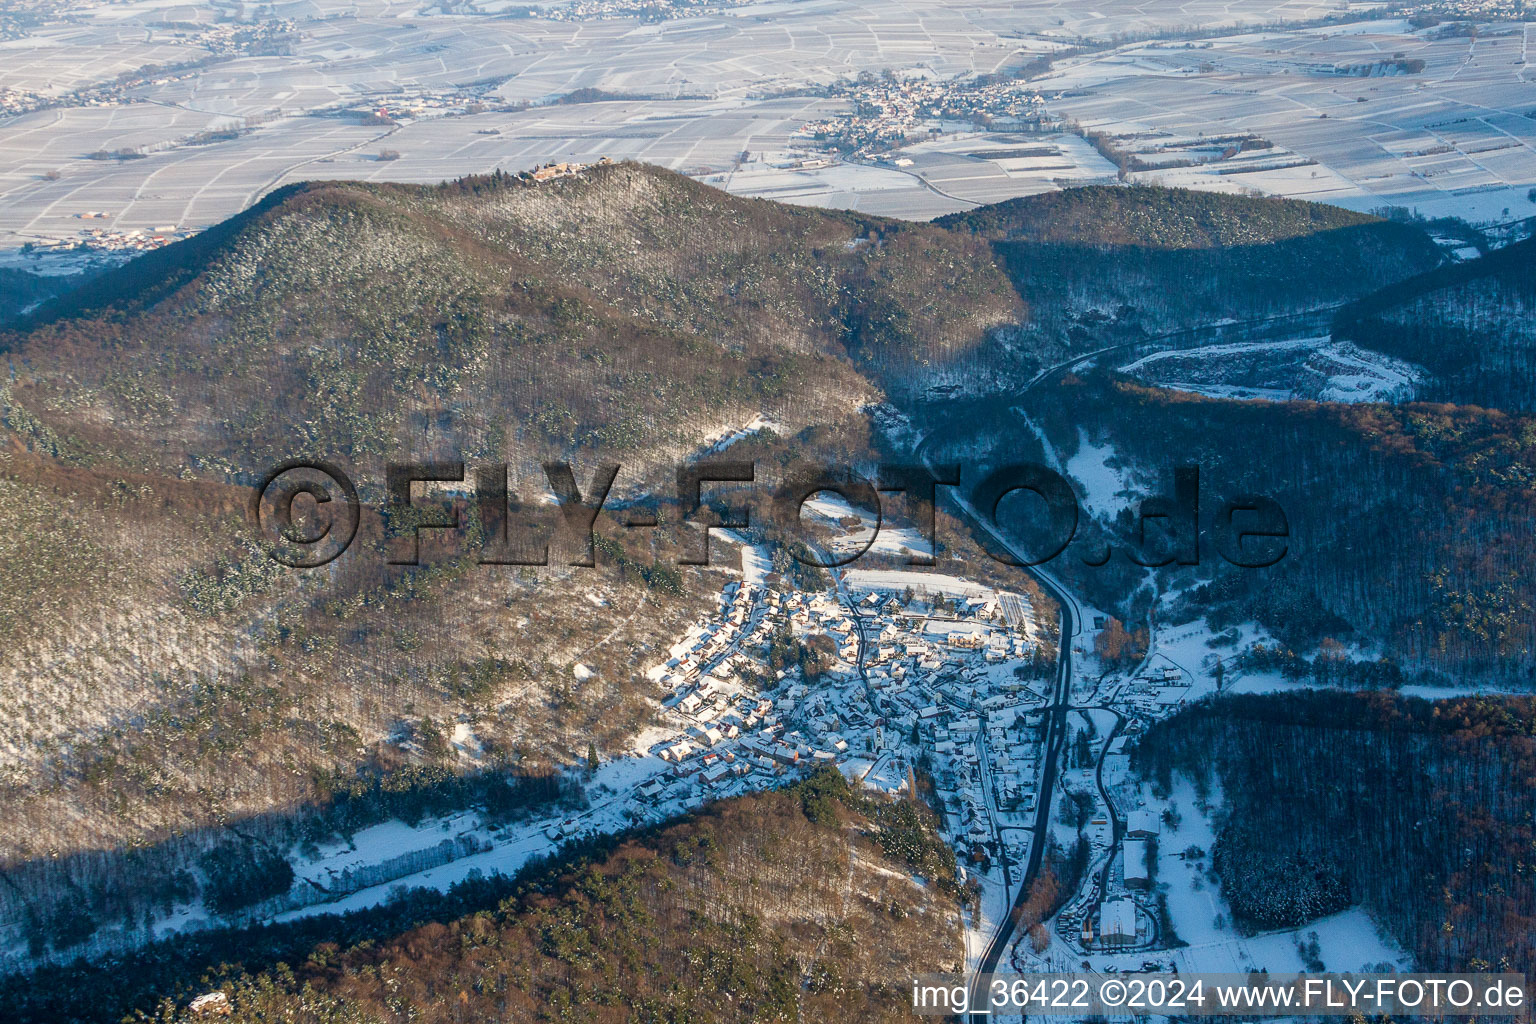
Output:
[
  {"xmin": 51, "ymin": 501, "xmax": 1403, "ymax": 990},
  {"xmin": 603, "ymin": 532, "xmax": 1406, "ymax": 981}
]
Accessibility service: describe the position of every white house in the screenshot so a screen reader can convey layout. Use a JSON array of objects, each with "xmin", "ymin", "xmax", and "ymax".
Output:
[
  {"xmin": 1127, "ymin": 809, "xmax": 1160, "ymax": 838},
  {"xmin": 1123, "ymin": 838, "xmax": 1153, "ymax": 888}
]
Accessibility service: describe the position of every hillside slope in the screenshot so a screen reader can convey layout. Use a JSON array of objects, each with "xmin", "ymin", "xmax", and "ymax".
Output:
[
  {"xmin": 937, "ymin": 185, "xmax": 1443, "ymax": 358},
  {"xmin": 8, "ymin": 164, "xmax": 1023, "ymax": 479},
  {"xmin": 1008, "ymin": 372, "xmax": 1536, "ymax": 679},
  {"xmin": 6, "ymin": 771, "xmax": 963, "ymax": 1024},
  {"xmin": 1336, "ymin": 237, "xmax": 1536, "ymax": 411},
  {"xmin": 1134, "ymin": 692, "xmax": 1536, "ymax": 975}
]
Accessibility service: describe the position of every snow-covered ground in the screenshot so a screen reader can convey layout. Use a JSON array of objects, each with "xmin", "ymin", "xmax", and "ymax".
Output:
[
  {"xmin": 800, "ymin": 490, "xmax": 935, "ymax": 561},
  {"xmin": 715, "ymin": 529, "xmax": 770, "ymax": 587},
  {"xmin": 269, "ymin": 748, "xmax": 693, "ymax": 922},
  {"xmin": 702, "ymin": 413, "xmax": 781, "ymax": 454},
  {"xmin": 1087, "ymin": 776, "xmax": 1408, "ymax": 975},
  {"xmin": 1118, "ymin": 336, "xmax": 1425, "ymax": 404},
  {"xmin": 962, "ymin": 865, "xmax": 1017, "ymax": 974},
  {"xmin": 1065, "ymin": 427, "xmax": 1145, "ymax": 521},
  {"xmin": 843, "ymin": 567, "xmax": 994, "ymax": 598}
]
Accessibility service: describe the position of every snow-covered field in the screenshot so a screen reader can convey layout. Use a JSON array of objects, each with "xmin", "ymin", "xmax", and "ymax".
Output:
[
  {"xmin": 1089, "ymin": 776, "xmax": 1408, "ymax": 975},
  {"xmin": 843, "ymin": 567, "xmax": 994, "ymax": 598},
  {"xmin": 1065, "ymin": 427, "xmax": 1146, "ymax": 520},
  {"xmin": 800, "ymin": 491, "xmax": 935, "ymax": 561},
  {"xmin": 271, "ymin": 748, "xmax": 693, "ymax": 922}
]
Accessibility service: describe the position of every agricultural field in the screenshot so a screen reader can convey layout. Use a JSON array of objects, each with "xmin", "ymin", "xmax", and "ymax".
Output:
[
  {"xmin": 15, "ymin": 0, "xmax": 1531, "ymax": 266},
  {"xmin": 1041, "ymin": 17, "xmax": 1536, "ymax": 220}
]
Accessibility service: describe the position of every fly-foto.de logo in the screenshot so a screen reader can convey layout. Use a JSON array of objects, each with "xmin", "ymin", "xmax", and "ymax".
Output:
[{"xmin": 252, "ymin": 460, "xmax": 1288, "ymax": 571}]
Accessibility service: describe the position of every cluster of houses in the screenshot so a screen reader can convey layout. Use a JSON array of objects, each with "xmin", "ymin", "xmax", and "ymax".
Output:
[
  {"xmin": 1101, "ymin": 664, "xmax": 1192, "ymax": 715},
  {"xmin": 18, "ymin": 222, "xmax": 188, "ymax": 262},
  {"xmin": 628, "ymin": 567, "xmax": 1197, "ymax": 960},
  {"xmin": 542, "ymin": 0, "xmax": 753, "ymax": 23},
  {"xmin": 648, "ymin": 579, "xmax": 769, "ymax": 692},
  {"xmin": 914, "ymin": 697, "xmax": 1046, "ymax": 861},
  {"xmin": 633, "ymin": 575, "xmax": 1049, "ymax": 864},
  {"xmin": 639, "ymin": 582, "xmax": 825, "ymax": 801},
  {"xmin": 861, "ymin": 600, "xmax": 1035, "ymax": 675},
  {"xmin": 619, "ymin": 565, "xmax": 1216, "ymax": 962},
  {"xmin": 607, "ymin": 527, "xmax": 1262, "ymax": 968},
  {"xmin": 803, "ymin": 75, "xmax": 1050, "ymax": 156},
  {"xmin": 849, "ymin": 589, "xmax": 1048, "ymax": 841},
  {"xmin": 0, "ymin": 87, "xmax": 48, "ymax": 116}
]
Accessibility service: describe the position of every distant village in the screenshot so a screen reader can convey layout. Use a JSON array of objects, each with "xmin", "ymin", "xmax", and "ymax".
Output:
[
  {"xmin": 538, "ymin": 0, "xmax": 754, "ymax": 23},
  {"xmin": 0, "ymin": 20, "xmax": 296, "ymax": 118},
  {"xmin": 804, "ymin": 73, "xmax": 1053, "ymax": 157},
  {"xmin": 14, "ymin": 214, "xmax": 191, "ymax": 266}
]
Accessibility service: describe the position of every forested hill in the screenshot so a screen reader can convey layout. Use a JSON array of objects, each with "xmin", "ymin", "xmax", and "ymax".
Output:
[
  {"xmin": 4, "ymin": 168, "xmax": 1442, "ymax": 488},
  {"xmin": 935, "ymin": 185, "xmax": 1443, "ymax": 348},
  {"xmin": 1020, "ymin": 373, "xmax": 1536, "ymax": 680},
  {"xmin": 0, "ymin": 162, "xmax": 1023, "ymax": 871},
  {"xmin": 0, "ymin": 165, "xmax": 1454, "ymax": 947},
  {"xmin": 1336, "ymin": 237, "xmax": 1536, "ymax": 411},
  {"xmin": 1132, "ymin": 691, "xmax": 1536, "ymax": 975},
  {"xmin": 4, "ymin": 770, "xmax": 962, "ymax": 1024},
  {"xmin": 939, "ymin": 184, "xmax": 1427, "ymax": 250},
  {"xmin": 6, "ymin": 164, "xmax": 970, "ymax": 481}
]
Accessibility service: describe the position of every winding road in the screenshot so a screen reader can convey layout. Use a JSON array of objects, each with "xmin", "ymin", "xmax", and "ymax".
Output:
[
  {"xmin": 963, "ymin": 564, "xmax": 1074, "ymax": 1023},
  {"xmin": 912, "ymin": 423, "xmax": 1083, "ymax": 1021},
  {"xmin": 908, "ymin": 304, "xmax": 1345, "ymax": 1021}
]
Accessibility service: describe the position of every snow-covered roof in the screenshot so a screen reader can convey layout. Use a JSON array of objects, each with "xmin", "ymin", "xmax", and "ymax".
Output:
[
  {"xmin": 1122, "ymin": 838, "xmax": 1152, "ymax": 881},
  {"xmin": 1101, "ymin": 899, "xmax": 1137, "ymax": 939}
]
